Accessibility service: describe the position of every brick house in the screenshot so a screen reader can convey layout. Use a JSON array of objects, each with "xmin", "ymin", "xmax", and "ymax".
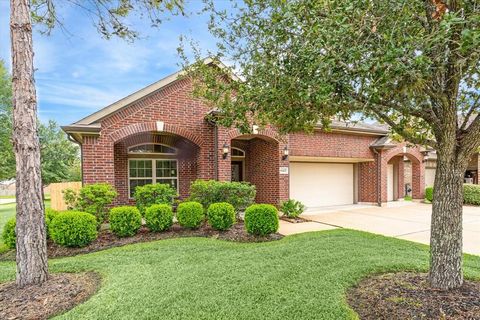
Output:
[{"xmin": 62, "ymin": 59, "xmax": 427, "ymax": 209}]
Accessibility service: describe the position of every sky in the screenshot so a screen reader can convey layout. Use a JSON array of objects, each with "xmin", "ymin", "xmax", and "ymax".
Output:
[{"xmin": 0, "ymin": 0, "xmax": 220, "ymax": 125}]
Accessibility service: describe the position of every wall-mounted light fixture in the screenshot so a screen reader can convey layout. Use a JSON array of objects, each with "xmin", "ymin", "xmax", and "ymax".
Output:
[
  {"xmin": 222, "ymin": 143, "xmax": 230, "ymax": 159},
  {"xmin": 422, "ymin": 150, "xmax": 430, "ymax": 163},
  {"xmin": 282, "ymin": 145, "xmax": 289, "ymax": 160}
]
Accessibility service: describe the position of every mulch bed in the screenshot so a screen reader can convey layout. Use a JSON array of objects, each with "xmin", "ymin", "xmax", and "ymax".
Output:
[
  {"xmin": 0, "ymin": 222, "xmax": 283, "ymax": 260},
  {"xmin": 0, "ymin": 272, "xmax": 101, "ymax": 320},
  {"xmin": 348, "ymin": 272, "xmax": 480, "ymax": 320},
  {"xmin": 280, "ymin": 216, "xmax": 309, "ymax": 223}
]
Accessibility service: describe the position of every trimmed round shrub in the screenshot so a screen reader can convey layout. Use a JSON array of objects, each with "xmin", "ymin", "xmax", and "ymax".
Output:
[
  {"xmin": 176, "ymin": 201, "xmax": 205, "ymax": 229},
  {"xmin": 207, "ymin": 202, "xmax": 236, "ymax": 231},
  {"xmin": 425, "ymin": 186, "xmax": 434, "ymax": 202},
  {"xmin": 109, "ymin": 206, "xmax": 142, "ymax": 237},
  {"xmin": 49, "ymin": 211, "xmax": 98, "ymax": 247},
  {"xmin": 244, "ymin": 204, "xmax": 279, "ymax": 236},
  {"xmin": 2, "ymin": 218, "xmax": 16, "ymax": 249},
  {"xmin": 45, "ymin": 208, "xmax": 60, "ymax": 238},
  {"xmin": 145, "ymin": 204, "xmax": 174, "ymax": 232}
]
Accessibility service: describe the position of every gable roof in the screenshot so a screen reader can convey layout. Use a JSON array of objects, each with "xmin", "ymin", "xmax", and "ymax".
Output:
[{"xmin": 62, "ymin": 58, "xmax": 388, "ymax": 138}]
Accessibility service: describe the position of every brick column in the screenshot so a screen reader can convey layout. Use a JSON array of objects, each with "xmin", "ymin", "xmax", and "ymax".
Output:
[{"xmin": 411, "ymin": 161, "xmax": 425, "ymax": 199}]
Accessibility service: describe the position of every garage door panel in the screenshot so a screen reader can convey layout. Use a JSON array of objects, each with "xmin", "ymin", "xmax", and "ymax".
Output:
[{"xmin": 290, "ymin": 162, "xmax": 354, "ymax": 208}]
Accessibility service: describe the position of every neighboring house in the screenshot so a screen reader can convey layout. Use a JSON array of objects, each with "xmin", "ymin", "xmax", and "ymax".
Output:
[
  {"xmin": 408, "ymin": 151, "xmax": 480, "ymax": 188},
  {"xmin": 62, "ymin": 59, "xmax": 428, "ymax": 209}
]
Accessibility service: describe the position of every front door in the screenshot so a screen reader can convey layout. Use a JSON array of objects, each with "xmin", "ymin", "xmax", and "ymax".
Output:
[{"xmin": 231, "ymin": 161, "xmax": 244, "ymax": 182}]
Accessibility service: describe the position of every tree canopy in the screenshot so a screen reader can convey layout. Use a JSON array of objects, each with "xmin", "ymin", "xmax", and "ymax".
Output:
[{"xmin": 184, "ymin": 0, "xmax": 480, "ymax": 151}]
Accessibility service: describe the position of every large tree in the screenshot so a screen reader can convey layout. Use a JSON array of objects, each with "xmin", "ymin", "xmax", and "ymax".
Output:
[
  {"xmin": 183, "ymin": 0, "xmax": 480, "ymax": 290},
  {"xmin": 10, "ymin": 0, "xmax": 184, "ymax": 287}
]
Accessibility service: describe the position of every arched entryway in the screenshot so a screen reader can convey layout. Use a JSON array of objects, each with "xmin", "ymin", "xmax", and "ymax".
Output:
[
  {"xmin": 382, "ymin": 145, "xmax": 425, "ymax": 203},
  {"xmin": 113, "ymin": 131, "xmax": 201, "ymax": 204}
]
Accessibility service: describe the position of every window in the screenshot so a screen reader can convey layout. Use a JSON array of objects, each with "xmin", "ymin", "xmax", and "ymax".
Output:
[
  {"xmin": 128, "ymin": 143, "xmax": 176, "ymax": 155},
  {"xmin": 231, "ymin": 147, "xmax": 245, "ymax": 157},
  {"xmin": 129, "ymin": 159, "xmax": 178, "ymax": 197}
]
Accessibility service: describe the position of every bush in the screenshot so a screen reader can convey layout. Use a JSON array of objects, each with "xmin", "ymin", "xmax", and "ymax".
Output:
[
  {"xmin": 109, "ymin": 206, "xmax": 142, "ymax": 237},
  {"xmin": 207, "ymin": 202, "xmax": 236, "ymax": 231},
  {"xmin": 49, "ymin": 211, "xmax": 98, "ymax": 247},
  {"xmin": 280, "ymin": 199, "xmax": 305, "ymax": 218},
  {"xmin": 244, "ymin": 204, "xmax": 279, "ymax": 236},
  {"xmin": 145, "ymin": 204, "xmax": 174, "ymax": 232},
  {"xmin": 134, "ymin": 183, "xmax": 178, "ymax": 216},
  {"xmin": 188, "ymin": 180, "xmax": 256, "ymax": 213},
  {"xmin": 63, "ymin": 183, "xmax": 118, "ymax": 226},
  {"xmin": 2, "ymin": 218, "xmax": 16, "ymax": 249},
  {"xmin": 45, "ymin": 208, "xmax": 60, "ymax": 238},
  {"xmin": 425, "ymin": 186, "xmax": 434, "ymax": 202},
  {"xmin": 177, "ymin": 201, "xmax": 205, "ymax": 229},
  {"xmin": 463, "ymin": 184, "xmax": 480, "ymax": 205}
]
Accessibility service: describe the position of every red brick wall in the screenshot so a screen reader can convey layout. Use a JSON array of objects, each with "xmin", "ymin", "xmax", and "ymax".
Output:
[{"xmin": 289, "ymin": 131, "xmax": 378, "ymax": 158}]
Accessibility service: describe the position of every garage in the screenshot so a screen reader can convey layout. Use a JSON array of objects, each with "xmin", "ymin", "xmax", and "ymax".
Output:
[{"xmin": 289, "ymin": 162, "xmax": 355, "ymax": 208}]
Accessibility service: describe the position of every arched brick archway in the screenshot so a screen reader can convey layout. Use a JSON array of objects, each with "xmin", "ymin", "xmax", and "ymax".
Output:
[
  {"xmin": 108, "ymin": 121, "xmax": 205, "ymax": 147},
  {"xmin": 219, "ymin": 128, "xmax": 288, "ymax": 205},
  {"xmin": 381, "ymin": 143, "xmax": 425, "ymax": 202}
]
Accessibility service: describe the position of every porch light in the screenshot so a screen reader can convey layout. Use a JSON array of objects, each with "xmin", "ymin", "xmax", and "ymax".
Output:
[
  {"xmin": 282, "ymin": 146, "xmax": 289, "ymax": 160},
  {"xmin": 222, "ymin": 143, "xmax": 230, "ymax": 159}
]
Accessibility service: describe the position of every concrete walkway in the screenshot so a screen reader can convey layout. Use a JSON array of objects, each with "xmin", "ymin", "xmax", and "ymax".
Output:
[{"xmin": 278, "ymin": 202, "xmax": 480, "ymax": 256}]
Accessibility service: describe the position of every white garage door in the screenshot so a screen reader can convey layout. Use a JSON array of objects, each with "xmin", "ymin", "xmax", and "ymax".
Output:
[{"xmin": 290, "ymin": 162, "xmax": 354, "ymax": 208}]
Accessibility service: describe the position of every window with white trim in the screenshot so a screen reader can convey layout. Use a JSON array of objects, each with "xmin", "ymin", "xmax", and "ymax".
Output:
[
  {"xmin": 231, "ymin": 147, "xmax": 245, "ymax": 157},
  {"xmin": 128, "ymin": 143, "xmax": 177, "ymax": 155},
  {"xmin": 129, "ymin": 159, "xmax": 178, "ymax": 197}
]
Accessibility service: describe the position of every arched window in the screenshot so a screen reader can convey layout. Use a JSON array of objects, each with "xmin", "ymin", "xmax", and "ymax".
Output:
[
  {"xmin": 128, "ymin": 143, "xmax": 177, "ymax": 155},
  {"xmin": 231, "ymin": 147, "xmax": 245, "ymax": 157}
]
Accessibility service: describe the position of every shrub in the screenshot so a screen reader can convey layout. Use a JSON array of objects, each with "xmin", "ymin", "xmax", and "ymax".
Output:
[
  {"xmin": 63, "ymin": 183, "xmax": 118, "ymax": 225},
  {"xmin": 463, "ymin": 184, "xmax": 480, "ymax": 205},
  {"xmin": 45, "ymin": 208, "xmax": 60, "ymax": 238},
  {"xmin": 2, "ymin": 218, "xmax": 16, "ymax": 249},
  {"xmin": 134, "ymin": 183, "xmax": 178, "ymax": 216},
  {"xmin": 49, "ymin": 211, "xmax": 98, "ymax": 247},
  {"xmin": 145, "ymin": 204, "xmax": 174, "ymax": 232},
  {"xmin": 109, "ymin": 206, "xmax": 142, "ymax": 237},
  {"xmin": 177, "ymin": 201, "xmax": 205, "ymax": 229},
  {"xmin": 244, "ymin": 204, "xmax": 279, "ymax": 236},
  {"xmin": 207, "ymin": 202, "xmax": 236, "ymax": 231},
  {"xmin": 188, "ymin": 180, "xmax": 256, "ymax": 213},
  {"xmin": 280, "ymin": 199, "xmax": 305, "ymax": 218},
  {"xmin": 425, "ymin": 187, "xmax": 434, "ymax": 202}
]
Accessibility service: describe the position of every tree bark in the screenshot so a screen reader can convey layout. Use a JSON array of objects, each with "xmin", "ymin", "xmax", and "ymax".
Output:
[
  {"xmin": 428, "ymin": 152, "xmax": 465, "ymax": 290},
  {"xmin": 10, "ymin": 0, "xmax": 48, "ymax": 287}
]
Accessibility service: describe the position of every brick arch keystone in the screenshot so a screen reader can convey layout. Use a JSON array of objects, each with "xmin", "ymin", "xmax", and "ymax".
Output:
[
  {"xmin": 227, "ymin": 128, "xmax": 280, "ymax": 142},
  {"xmin": 108, "ymin": 121, "xmax": 205, "ymax": 147}
]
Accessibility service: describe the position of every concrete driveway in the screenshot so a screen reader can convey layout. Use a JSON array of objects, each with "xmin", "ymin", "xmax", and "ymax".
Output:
[{"xmin": 301, "ymin": 202, "xmax": 480, "ymax": 256}]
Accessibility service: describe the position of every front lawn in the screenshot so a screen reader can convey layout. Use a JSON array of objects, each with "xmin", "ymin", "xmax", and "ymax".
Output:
[{"xmin": 0, "ymin": 230, "xmax": 479, "ymax": 319}]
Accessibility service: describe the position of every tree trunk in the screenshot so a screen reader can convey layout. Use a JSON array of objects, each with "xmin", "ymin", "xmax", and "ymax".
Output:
[
  {"xmin": 10, "ymin": 0, "xmax": 48, "ymax": 287},
  {"xmin": 428, "ymin": 153, "xmax": 464, "ymax": 290}
]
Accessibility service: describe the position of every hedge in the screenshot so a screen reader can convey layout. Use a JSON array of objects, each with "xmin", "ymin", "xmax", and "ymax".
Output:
[
  {"xmin": 134, "ymin": 183, "xmax": 177, "ymax": 216},
  {"xmin": 145, "ymin": 204, "xmax": 174, "ymax": 232},
  {"xmin": 49, "ymin": 211, "xmax": 98, "ymax": 247},
  {"xmin": 207, "ymin": 202, "xmax": 236, "ymax": 231},
  {"xmin": 425, "ymin": 184, "xmax": 480, "ymax": 205},
  {"xmin": 244, "ymin": 204, "xmax": 279, "ymax": 236},
  {"xmin": 109, "ymin": 206, "xmax": 142, "ymax": 237},
  {"xmin": 188, "ymin": 180, "xmax": 256, "ymax": 213},
  {"xmin": 2, "ymin": 218, "xmax": 16, "ymax": 249},
  {"xmin": 177, "ymin": 201, "xmax": 205, "ymax": 229}
]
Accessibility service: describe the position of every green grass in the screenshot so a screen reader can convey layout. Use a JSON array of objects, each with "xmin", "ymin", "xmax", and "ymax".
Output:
[
  {"xmin": 0, "ymin": 200, "xmax": 50, "ymax": 253},
  {"xmin": 0, "ymin": 230, "xmax": 479, "ymax": 320},
  {"xmin": 0, "ymin": 195, "xmax": 15, "ymax": 199}
]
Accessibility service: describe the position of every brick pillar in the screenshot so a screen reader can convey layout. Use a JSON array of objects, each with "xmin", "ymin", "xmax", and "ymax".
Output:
[
  {"xmin": 279, "ymin": 140, "xmax": 289, "ymax": 204},
  {"xmin": 398, "ymin": 159, "xmax": 405, "ymax": 199},
  {"xmin": 411, "ymin": 161, "xmax": 425, "ymax": 199},
  {"xmin": 217, "ymin": 128, "xmax": 231, "ymax": 182}
]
